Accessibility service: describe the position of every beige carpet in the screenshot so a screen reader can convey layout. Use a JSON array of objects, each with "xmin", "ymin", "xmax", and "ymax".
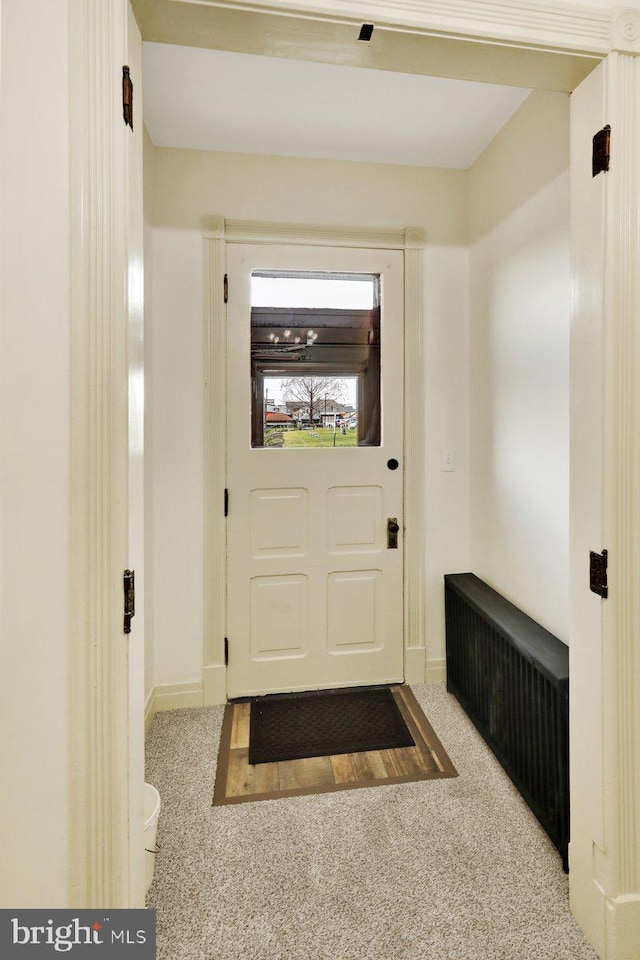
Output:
[{"xmin": 145, "ymin": 684, "xmax": 598, "ymax": 960}]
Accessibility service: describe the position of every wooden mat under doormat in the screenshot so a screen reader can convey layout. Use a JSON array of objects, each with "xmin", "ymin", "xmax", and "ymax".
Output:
[{"xmin": 212, "ymin": 685, "xmax": 457, "ymax": 805}]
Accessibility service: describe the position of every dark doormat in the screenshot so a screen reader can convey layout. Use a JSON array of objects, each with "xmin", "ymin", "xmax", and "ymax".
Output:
[{"xmin": 248, "ymin": 686, "xmax": 415, "ymax": 765}]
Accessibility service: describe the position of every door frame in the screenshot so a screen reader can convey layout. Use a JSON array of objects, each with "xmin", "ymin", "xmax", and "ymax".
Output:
[
  {"xmin": 68, "ymin": 0, "xmax": 144, "ymax": 907},
  {"xmin": 202, "ymin": 218, "xmax": 427, "ymax": 705},
  {"xmin": 73, "ymin": 2, "xmax": 640, "ymax": 952}
]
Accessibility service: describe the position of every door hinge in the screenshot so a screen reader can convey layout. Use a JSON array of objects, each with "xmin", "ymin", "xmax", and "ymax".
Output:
[
  {"xmin": 224, "ymin": 637, "xmax": 229, "ymax": 666},
  {"xmin": 592, "ymin": 124, "xmax": 610, "ymax": 177},
  {"xmin": 123, "ymin": 569, "xmax": 136, "ymax": 634},
  {"xmin": 224, "ymin": 488, "xmax": 229, "ymax": 517},
  {"xmin": 224, "ymin": 274, "xmax": 229, "ymax": 304},
  {"xmin": 589, "ymin": 549, "xmax": 608, "ymax": 598},
  {"xmin": 122, "ymin": 66, "xmax": 133, "ymax": 130}
]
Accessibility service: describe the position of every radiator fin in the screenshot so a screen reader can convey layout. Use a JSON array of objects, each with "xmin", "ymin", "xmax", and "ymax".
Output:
[{"xmin": 444, "ymin": 574, "xmax": 569, "ymax": 870}]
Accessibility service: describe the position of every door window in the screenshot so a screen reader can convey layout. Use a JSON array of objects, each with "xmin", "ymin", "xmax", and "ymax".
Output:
[{"xmin": 250, "ymin": 272, "xmax": 381, "ymax": 448}]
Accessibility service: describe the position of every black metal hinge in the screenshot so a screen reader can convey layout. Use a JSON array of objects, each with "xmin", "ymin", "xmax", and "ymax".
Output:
[
  {"xmin": 592, "ymin": 125, "xmax": 610, "ymax": 177},
  {"xmin": 224, "ymin": 274, "xmax": 229, "ymax": 304},
  {"xmin": 224, "ymin": 637, "xmax": 229, "ymax": 666},
  {"xmin": 123, "ymin": 569, "xmax": 136, "ymax": 633},
  {"xmin": 122, "ymin": 66, "xmax": 133, "ymax": 130},
  {"xmin": 224, "ymin": 488, "xmax": 229, "ymax": 517},
  {"xmin": 590, "ymin": 549, "xmax": 608, "ymax": 598}
]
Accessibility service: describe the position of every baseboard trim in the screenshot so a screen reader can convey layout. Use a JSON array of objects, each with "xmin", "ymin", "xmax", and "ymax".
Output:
[
  {"xmin": 405, "ymin": 646, "xmax": 426, "ymax": 684},
  {"xmin": 145, "ymin": 658, "xmax": 445, "ymax": 725},
  {"xmin": 606, "ymin": 893, "xmax": 640, "ymax": 960},
  {"xmin": 203, "ymin": 663, "xmax": 227, "ymax": 706},
  {"xmin": 144, "ymin": 688, "xmax": 156, "ymax": 736},
  {"xmin": 152, "ymin": 680, "xmax": 204, "ymax": 714},
  {"xmin": 425, "ymin": 658, "xmax": 446, "ymax": 684}
]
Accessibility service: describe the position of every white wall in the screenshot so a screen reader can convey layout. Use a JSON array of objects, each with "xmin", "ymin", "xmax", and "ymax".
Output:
[
  {"xmin": 147, "ymin": 149, "xmax": 470, "ymax": 690},
  {"xmin": 468, "ymin": 90, "xmax": 570, "ymax": 641},
  {"xmin": 0, "ymin": 0, "xmax": 70, "ymax": 906}
]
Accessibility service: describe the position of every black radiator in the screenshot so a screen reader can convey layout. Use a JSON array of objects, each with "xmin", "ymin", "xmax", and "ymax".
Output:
[{"xmin": 444, "ymin": 573, "xmax": 569, "ymax": 871}]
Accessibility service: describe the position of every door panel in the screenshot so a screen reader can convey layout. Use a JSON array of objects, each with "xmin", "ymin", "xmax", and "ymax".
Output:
[
  {"xmin": 250, "ymin": 488, "xmax": 309, "ymax": 558},
  {"xmin": 226, "ymin": 243, "xmax": 404, "ymax": 697},
  {"xmin": 328, "ymin": 486, "xmax": 383, "ymax": 553},
  {"xmin": 250, "ymin": 575, "xmax": 309, "ymax": 659},
  {"xmin": 327, "ymin": 571, "xmax": 383, "ymax": 652}
]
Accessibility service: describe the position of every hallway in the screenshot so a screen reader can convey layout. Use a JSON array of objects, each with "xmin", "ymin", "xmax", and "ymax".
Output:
[{"xmin": 146, "ymin": 684, "xmax": 596, "ymax": 960}]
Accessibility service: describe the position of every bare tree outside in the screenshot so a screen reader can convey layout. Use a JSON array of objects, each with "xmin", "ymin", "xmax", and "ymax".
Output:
[{"xmin": 281, "ymin": 376, "xmax": 348, "ymax": 424}]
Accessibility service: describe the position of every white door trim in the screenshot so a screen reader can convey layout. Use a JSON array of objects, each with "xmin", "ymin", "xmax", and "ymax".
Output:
[
  {"xmin": 569, "ymin": 50, "xmax": 640, "ymax": 959},
  {"xmin": 202, "ymin": 218, "xmax": 427, "ymax": 704},
  {"xmin": 598, "ymin": 51, "xmax": 640, "ymax": 957},
  {"xmin": 137, "ymin": 0, "xmax": 640, "ymax": 58},
  {"xmin": 68, "ymin": 0, "xmax": 135, "ymax": 907}
]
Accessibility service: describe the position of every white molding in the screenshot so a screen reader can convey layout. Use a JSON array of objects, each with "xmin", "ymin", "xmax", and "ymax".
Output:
[
  {"xmin": 405, "ymin": 646, "xmax": 426, "ymax": 684},
  {"xmin": 404, "ymin": 245, "xmax": 426, "ymax": 659},
  {"xmin": 207, "ymin": 217, "xmax": 424, "ymax": 250},
  {"xmin": 204, "ymin": 663, "xmax": 227, "ymax": 705},
  {"xmin": 611, "ymin": 6, "xmax": 640, "ymax": 54},
  {"xmin": 606, "ymin": 894, "xmax": 640, "ymax": 959},
  {"xmin": 144, "ymin": 689, "xmax": 157, "ymax": 737},
  {"xmin": 176, "ymin": 0, "xmax": 612, "ymax": 54},
  {"xmin": 203, "ymin": 233, "xmax": 227, "ymax": 678},
  {"xmin": 600, "ymin": 50, "xmax": 640, "ymax": 956},
  {"xmin": 144, "ymin": 681, "xmax": 215, "ymax": 728},
  {"xmin": 153, "ymin": 681, "xmax": 205, "ymax": 712},
  {"xmin": 425, "ymin": 658, "xmax": 447, "ymax": 684},
  {"xmin": 203, "ymin": 217, "xmax": 426, "ymax": 691},
  {"xmin": 202, "ymin": 216, "xmax": 226, "ymax": 240},
  {"xmin": 69, "ymin": 0, "xmax": 131, "ymax": 908}
]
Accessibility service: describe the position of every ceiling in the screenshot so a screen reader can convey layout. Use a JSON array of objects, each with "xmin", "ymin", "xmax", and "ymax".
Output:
[
  {"xmin": 132, "ymin": 0, "xmax": 600, "ymax": 93},
  {"xmin": 143, "ymin": 43, "xmax": 531, "ymax": 169}
]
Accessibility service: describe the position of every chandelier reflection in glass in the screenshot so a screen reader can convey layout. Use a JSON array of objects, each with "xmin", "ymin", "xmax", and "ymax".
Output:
[
  {"xmin": 254, "ymin": 327, "xmax": 318, "ymax": 360},
  {"xmin": 269, "ymin": 327, "xmax": 318, "ymax": 348}
]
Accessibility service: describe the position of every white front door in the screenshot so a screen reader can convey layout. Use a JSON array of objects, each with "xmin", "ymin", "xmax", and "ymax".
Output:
[{"xmin": 226, "ymin": 243, "xmax": 404, "ymax": 698}]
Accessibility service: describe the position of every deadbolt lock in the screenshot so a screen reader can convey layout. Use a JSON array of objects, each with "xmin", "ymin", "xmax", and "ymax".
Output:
[{"xmin": 387, "ymin": 517, "xmax": 400, "ymax": 549}]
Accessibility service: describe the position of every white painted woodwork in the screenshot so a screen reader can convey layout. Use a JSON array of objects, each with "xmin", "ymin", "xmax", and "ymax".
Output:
[
  {"xmin": 250, "ymin": 488, "xmax": 310, "ymax": 558},
  {"xmin": 403, "ymin": 242, "xmax": 428, "ymax": 679},
  {"xmin": 132, "ymin": 0, "xmax": 602, "ymax": 91},
  {"xmin": 163, "ymin": 0, "xmax": 634, "ymax": 59},
  {"xmin": 226, "ymin": 243, "xmax": 404, "ymax": 697},
  {"xmin": 68, "ymin": 0, "xmax": 144, "ymax": 909},
  {"xmin": 327, "ymin": 570, "xmax": 384, "ymax": 652},
  {"xmin": 126, "ymin": 4, "xmax": 147, "ymax": 908},
  {"xmin": 200, "ymin": 214, "xmax": 432, "ymax": 699},
  {"xmin": 599, "ymin": 50, "xmax": 640, "ymax": 959},
  {"xmin": 327, "ymin": 487, "xmax": 383, "ymax": 553},
  {"xmin": 203, "ymin": 225, "xmax": 228, "ymax": 703},
  {"xmin": 569, "ymin": 60, "xmax": 607, "ymax": 956},
  {"xmin": 143, "ymin": 128, "xmax": 156, "ymax": 706},
  {"xmin": 570, "ymin": 53, "xmax": 640, "ymax": 959}
]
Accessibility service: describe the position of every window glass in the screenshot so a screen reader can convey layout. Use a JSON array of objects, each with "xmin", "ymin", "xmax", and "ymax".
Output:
[
  {"xmin": 250, "ymin": 272, "xmax": 380, "ymax": 449},
  {"xmin": 251, "ymin": 273, "xmax": 376, "ymax": 309}
]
